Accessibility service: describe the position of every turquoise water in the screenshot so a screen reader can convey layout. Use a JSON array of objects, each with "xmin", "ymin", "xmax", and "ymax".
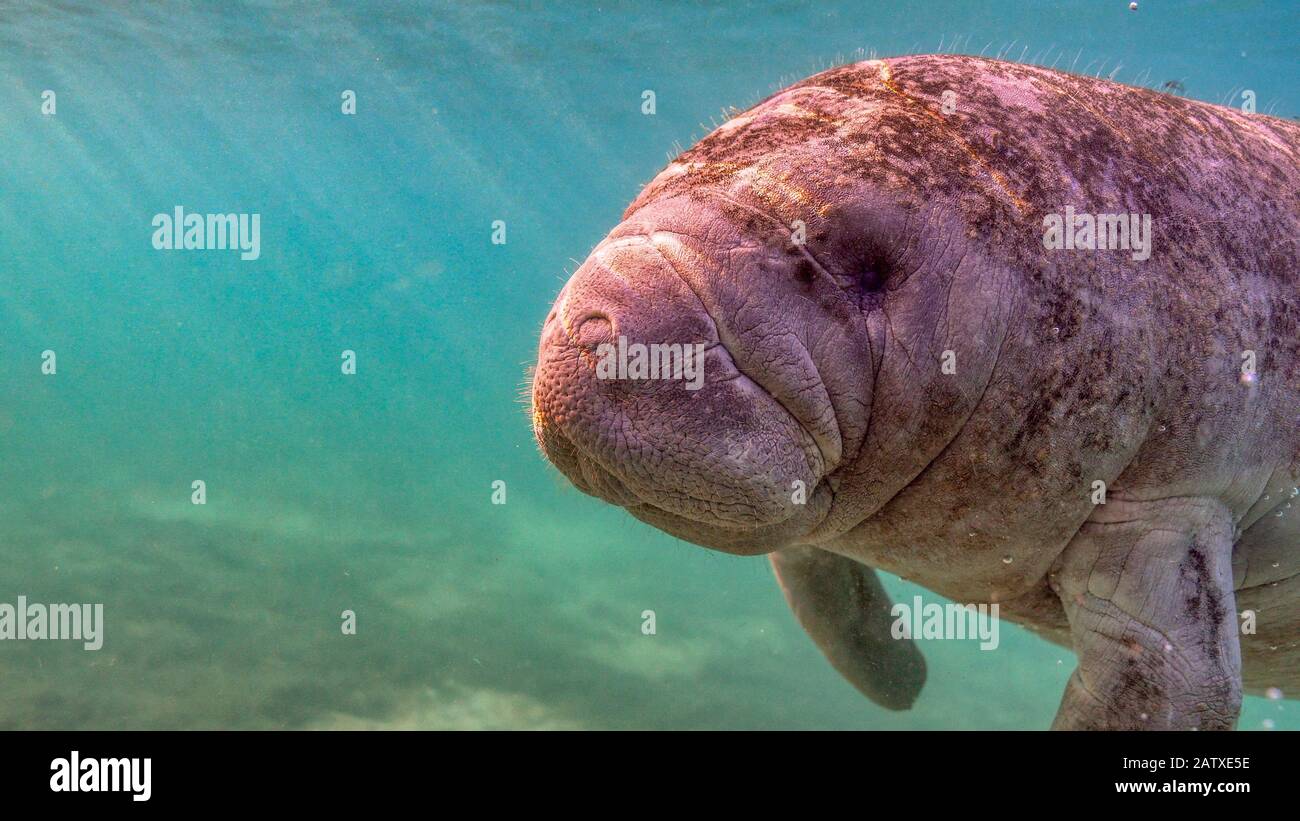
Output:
[{"xmin": 0, "ymin": 1, "xmax": 1294, "ymax": 729}]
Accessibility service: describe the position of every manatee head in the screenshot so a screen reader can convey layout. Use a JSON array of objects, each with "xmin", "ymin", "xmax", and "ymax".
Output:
[{"xmin": 531, "ymin": 59, "xmax": 1016, "ymax": 556}]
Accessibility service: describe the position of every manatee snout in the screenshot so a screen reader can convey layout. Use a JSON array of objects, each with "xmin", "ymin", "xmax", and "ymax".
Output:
[{"xmin": 531, "ymin": 203, "xmax": 840, "ymax": 554}]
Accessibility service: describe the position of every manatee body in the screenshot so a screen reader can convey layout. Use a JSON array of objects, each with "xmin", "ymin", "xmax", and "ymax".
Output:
[{"xmin": 531, "ymin": 54, "xmax": 1299, "ymax": 729}]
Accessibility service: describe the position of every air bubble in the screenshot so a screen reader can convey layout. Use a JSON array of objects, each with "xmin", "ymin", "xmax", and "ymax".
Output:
[{"xmin": 1266, "ymin": 687, "xmax": 1284, "ymax": 700}]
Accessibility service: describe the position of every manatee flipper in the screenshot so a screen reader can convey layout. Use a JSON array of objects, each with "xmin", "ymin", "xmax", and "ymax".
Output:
[
  {"xmin": 770, "ymin": 545, "xmax": 926, "ymax": 710},
  {"xmin": 1051, "ymin": 498, "xmax": 1242, "ymax": 730}
]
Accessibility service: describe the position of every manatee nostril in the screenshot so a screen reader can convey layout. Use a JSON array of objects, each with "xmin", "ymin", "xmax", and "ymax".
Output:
[{"xmin": 572, "ymin": 313, "xmax": 614, "ymax": 348}]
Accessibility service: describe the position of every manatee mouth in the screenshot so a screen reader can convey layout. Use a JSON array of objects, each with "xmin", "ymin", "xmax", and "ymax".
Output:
[
  {"xmin": 538, "ymin": 426, "xmax": 640, "ymax": 509},
  {"xmin": 541, "ymin": 425, "xmax": 834, "ymax": 556},
  {"xmin": 532, "ymin": 333, "xmax": 837, "ymax": 555},
  {"xmin": 623, "ymin": 486, "xmax": 835, "ymax": 556}
]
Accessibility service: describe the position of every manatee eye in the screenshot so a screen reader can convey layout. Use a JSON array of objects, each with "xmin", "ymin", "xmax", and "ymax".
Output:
[
  {"xmin": 859, "ymin": 266, "xmax": 885, "ymax": 291},
  {"xmin": 857, "ymin": 245, "xmax": 891, "ymax": 292}
]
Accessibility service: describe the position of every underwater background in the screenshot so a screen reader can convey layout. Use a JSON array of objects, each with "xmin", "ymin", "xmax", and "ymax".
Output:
[{"xmin": 0, "ymin": 0, "xmax": 1294, "ymax": 729}]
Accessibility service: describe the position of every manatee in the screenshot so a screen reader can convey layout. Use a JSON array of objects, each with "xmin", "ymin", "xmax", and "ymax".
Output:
[{"xmin": 530, "ymin": 54, "xmax": 1299, "ymax": 729}]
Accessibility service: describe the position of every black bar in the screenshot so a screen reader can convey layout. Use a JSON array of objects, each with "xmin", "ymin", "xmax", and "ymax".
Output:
[{"xmin": 5, "ymin": 730, "xmax": 1289, "ymax": 807}]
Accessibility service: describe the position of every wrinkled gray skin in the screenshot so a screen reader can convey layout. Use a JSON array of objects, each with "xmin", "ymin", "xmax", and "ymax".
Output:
[{"xmin": 531, "ymin": 55, "xmax": 1299, "ymax": 730}]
